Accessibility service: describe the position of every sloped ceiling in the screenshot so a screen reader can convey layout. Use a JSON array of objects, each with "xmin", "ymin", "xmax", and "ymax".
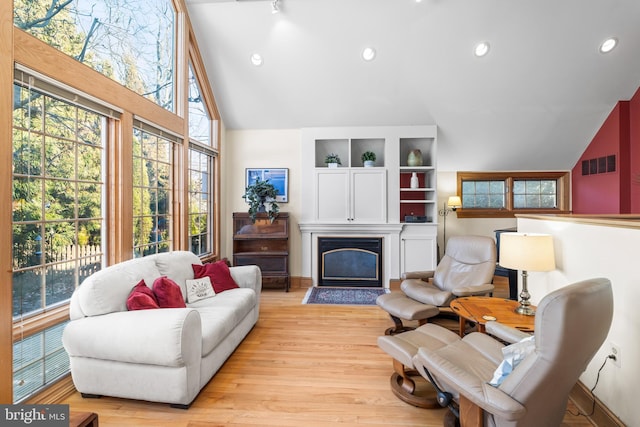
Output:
[{"xmin": 185, "ymin": 0, "xmax": 640, "ymax": 170}]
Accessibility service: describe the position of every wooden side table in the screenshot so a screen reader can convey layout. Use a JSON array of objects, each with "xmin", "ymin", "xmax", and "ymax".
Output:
[
  {"xmin": 450, "ymin": 296, "xmax": 535, "ymax": 337},
  {"xmin": 69, "ymin": 411, "xmax": 98, "ymax": 427}
]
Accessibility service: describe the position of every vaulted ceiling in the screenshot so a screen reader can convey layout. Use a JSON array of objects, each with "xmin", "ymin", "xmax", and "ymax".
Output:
[{"xmin": 185, "ymin": 0, "xmax": 640, "ymax": 171}]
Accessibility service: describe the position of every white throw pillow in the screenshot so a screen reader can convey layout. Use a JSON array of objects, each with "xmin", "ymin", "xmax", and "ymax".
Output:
[
  {"xmin": 489, "ymin": 335, "xmax": 535, "ymax": 387},
  {"xmin": 185, "ymin": 277, "xmax": 216, "ymax": 303}
]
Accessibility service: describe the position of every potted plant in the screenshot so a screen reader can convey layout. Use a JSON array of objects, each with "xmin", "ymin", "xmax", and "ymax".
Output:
[
  {"xmin": 324, "ymin": 153, "xmax": 341, "ymax": 168},
  {"xmin": 242, "ymin": 177, "xmax": 280, "ymax": 223},
  {"xmin": 361, "ymin": 151, "xmax": 376, "ymax": 167}
]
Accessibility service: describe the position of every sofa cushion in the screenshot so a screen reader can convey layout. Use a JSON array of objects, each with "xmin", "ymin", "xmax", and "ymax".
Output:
[
  {"xmin": 153, "ymin": 251, "xmax": 202, "ymax": 299},
  {"xmin": 185, "ymin": 277, "xmax": 216, "ymax": 303},
  {"xmin": 192, "ymin": 261, "xmax": 239, "ymax": 293},
  {"xmin": 193, "ymin": 288, "xmax": 257, "ymax": 356},
  {"xmin": 153, "ymin": 276, "xmax": 187, "ymax": 308},
  {"xmin": 127, "ymin": 280, "xmax": 159, "ymax": 310}
]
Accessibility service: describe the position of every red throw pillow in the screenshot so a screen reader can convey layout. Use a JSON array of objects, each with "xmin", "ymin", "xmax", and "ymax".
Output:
[
  {"xmin": 192, "ymin": 260, "xmax": 239, "ymax": 293},
  {"xmin": 152, "ymin": 276, "xmax": 186, "ymax": 308},
  {"xmin": 127, "ymin": 279, "xmax": 159, "ymax": 310}
]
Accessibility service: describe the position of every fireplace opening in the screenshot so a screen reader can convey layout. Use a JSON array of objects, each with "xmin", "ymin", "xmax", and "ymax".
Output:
[{"xmin": 318, "ymin": 237, "xmax": 382, "ymax": 287}]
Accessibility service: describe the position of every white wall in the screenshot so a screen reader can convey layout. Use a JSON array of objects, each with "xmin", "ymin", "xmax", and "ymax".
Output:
[
  {"xmin": 517, "ymin": 216, "xmax": 638, "ymax": 426},
  {"xmin": 221, "ymin": 129, "xmax": 302, "ymax": 275}
]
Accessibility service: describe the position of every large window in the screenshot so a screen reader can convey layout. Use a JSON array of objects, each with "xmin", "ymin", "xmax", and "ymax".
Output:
[
  {"xmin": 12, "ymin": 79, "xmax": 105, "ymax": 401},
  {"xmin": 187, "ymin": 60, "xmax": 215, "ymax": 257},
  {"xmin": 132, "ymin": 125, "xmax": 174, "ymax": 257},
  {"xmin": 5, "ymin": 0, "xmax": 221, "ymax": 404},
  {"xmin": 14, "ymin": 0, "xmax": 176, "ymax": 111},
  {"xmin": 456, "ymin": 172, "xmax": 570, "ymax": 218}
]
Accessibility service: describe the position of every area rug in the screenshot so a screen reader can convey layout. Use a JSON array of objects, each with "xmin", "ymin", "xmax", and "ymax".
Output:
[{"xmin": 302, "ymin": 287, "xmax": 389, "ymax": 306}]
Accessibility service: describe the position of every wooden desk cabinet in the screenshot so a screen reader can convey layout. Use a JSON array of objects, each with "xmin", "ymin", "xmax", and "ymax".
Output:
[{"xmin": 233, "ymin": 212, "xmax": 289, "ymax": 291}]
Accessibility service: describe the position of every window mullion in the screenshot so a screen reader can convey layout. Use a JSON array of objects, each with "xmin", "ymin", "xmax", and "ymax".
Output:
[{"xmin": 506, "ymin": 177, "xmax": 514, "ymax": 211}]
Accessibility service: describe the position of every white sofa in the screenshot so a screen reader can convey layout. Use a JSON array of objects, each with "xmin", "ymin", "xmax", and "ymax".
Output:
[{"xmin": 62, "ymin": 251, "xmax": 261, "ymax": 408}]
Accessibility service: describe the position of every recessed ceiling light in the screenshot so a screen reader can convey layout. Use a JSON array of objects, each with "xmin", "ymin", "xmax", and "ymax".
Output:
[
  {"xmin": 250, "ymin": 53, "xmax": 263, "ymax": 66},
  {"xmin": 599, "ymin": 37, "xmax": 617, "ymax": 54},
  {"xmin": 474, "ymin": 41, "xmax": 490, "ymax": 57},
  {"xmin": 362, "ymin": 47, "xmax": 376, "ymax": 61}
]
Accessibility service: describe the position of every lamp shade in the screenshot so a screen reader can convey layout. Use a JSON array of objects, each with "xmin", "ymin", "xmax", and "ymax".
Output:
[
  {"xmin": 499, "ymin": 233, "xmax": 556, "ymax": 272},
  {"xmin": 447, "ymin": 196, "xmax": 462, "ymax": 209}
]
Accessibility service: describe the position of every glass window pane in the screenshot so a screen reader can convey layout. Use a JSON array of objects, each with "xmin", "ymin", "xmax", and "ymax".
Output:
[
  {"xmin": 44, "ymin": 180, "xmax": 75, "ymax": 220},
  {"xmin": 44, "ymin": 138, "xmax": 75, "ymax": 179},
  {"xmin": 13, "ymin": 178, "xmax": 43, "ymax": 222},
  {"xmin": 78, "ymin": 144, "xmax": 102, "ymax": 181},
  {"xmin": 13, "ymin": 129, "xmax": 42, "ymax": 176},
  {"xmin": 514, "ymin": 194, "xmax": 525, "ymax": 208},
  {"xmin": 541, "ymin": 195, "xmax": 556, "ymax": 208},
  {"xmin": 12, "ymin": 224, "xmax": 43, "ymax": 270},
  {"xmin": 12, "ymin": 270, "xmax": 42, "ymax": 317},
  {"xmin": 541, "ymin": 180, "xmax": 556, "ymax": 194},
  {"xmin": 489, "ymin": 194, "xmax": 504, "ymax": 208},
  {"xmin": 513, "ymin": 180, "xmax": 525, "ymax": 194},
  {"xmin": 15, "ymin": 0, "xmax": 176, "ymax": 111},
  {"xmin": 188, "ymin": 63, "xmax": 211, "ymax": 145},
  {"xmin": 525, "ymin": 180, "xmax": 540, "ymax": 194},
  {"xmin": 475, "ymin": 181, "xmax": 489, "ymax": 194}
]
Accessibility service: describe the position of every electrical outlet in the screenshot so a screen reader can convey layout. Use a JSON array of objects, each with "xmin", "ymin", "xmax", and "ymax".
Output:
[{"xmin": 609, "ymin": 343, "xmax": 621, "ymax": 368}]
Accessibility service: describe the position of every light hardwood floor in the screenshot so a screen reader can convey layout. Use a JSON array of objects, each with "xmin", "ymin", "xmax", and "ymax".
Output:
[{"xmin": 61, "ymin": 286, "xmax": 593, "ymax": 426}]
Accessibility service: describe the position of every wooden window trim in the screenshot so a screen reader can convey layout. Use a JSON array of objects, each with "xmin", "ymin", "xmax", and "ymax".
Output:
[{"xmin": 456, "ymin": 171, "xmax": 571, "ymax": 218}]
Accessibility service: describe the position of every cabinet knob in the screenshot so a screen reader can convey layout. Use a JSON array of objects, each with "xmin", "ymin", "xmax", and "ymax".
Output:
[{"xmin": 261, "ymin": 246, "xmax": 269, "ymax": 251}]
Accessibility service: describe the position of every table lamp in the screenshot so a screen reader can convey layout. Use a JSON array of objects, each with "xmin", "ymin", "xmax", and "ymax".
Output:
[{"xmin": 498, "ymin": 233, "xmax": 555, "ymax": 316}]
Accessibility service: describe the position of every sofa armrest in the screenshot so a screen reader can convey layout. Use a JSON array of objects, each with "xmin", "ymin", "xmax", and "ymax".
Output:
[
  {"xmin": 230, "ymin": 265, "xmax": 262, "ymax": 293},
  {"xmin": 62, "ymin": 308, "xmax": 202, "ymax": 367}
]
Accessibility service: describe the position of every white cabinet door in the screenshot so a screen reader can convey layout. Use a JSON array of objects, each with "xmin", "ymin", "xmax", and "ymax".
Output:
[
  {"xmin": 400, "ymin": 225, "xmax": 437, "ymax": 274},
  {"xmin": 316, "ymin": 169, "xmax": 386, "ymax": 223},
  {"xmin": 316, "ymin": 169, "xmax": 349, "ymax": 222},
  {"xmin": 351, "ymin": 169, "xmax": 387, "ymax": 223}
]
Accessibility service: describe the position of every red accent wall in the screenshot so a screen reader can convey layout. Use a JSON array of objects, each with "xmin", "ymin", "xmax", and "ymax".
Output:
[
  {"xmin": 571, "ymin": 95, "xmax": 637, "ymax": 213},
  {"xmin": 630, "ymin": 87, "xmax": 640, "ymax": 212}
]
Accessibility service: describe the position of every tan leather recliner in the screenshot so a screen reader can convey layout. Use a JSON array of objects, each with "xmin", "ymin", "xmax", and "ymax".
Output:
[
  {"xmin": 377, "ymin": 235, "xmax": 497, "ymax": 334},
  {"xmin": 412, "ymin": 277, "xmax": 614, "ymax": 427}
]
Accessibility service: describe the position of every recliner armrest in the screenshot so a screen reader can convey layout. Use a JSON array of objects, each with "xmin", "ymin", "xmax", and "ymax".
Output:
[
  {"xmin": 413, "ymin": 348, "xmax": 526, "ymax": 421},
  {"xmin": 401, "ymin": 270, "xmax": 435, "ymax": 280},
  {"xmin": 452, "ymin": 283, "xmax": 494, "ymax": 297},
  {"xmin": 485, "ymin": 321, "xmax": 531, "ymax": 344}
]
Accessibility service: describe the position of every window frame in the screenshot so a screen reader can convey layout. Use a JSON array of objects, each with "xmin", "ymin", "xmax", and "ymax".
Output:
[{"xmin": 456, "ymin": 171, "xmax": 571, "ymax": 218}]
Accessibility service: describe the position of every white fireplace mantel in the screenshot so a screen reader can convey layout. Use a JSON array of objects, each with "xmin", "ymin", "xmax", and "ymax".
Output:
[{"xmin": 299, "ymin": 222, "xmax": 404, "ymax": 288}]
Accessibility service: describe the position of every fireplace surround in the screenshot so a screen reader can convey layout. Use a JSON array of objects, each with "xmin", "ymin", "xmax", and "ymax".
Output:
[{"xmin": 318, "ymin": 237, "xmax": 383, "ymax": 287}]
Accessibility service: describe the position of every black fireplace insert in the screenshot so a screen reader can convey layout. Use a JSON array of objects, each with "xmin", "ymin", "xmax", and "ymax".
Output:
[{"xmin": 317, "ymin": 237, "xmax": 382, "ymax": 287}]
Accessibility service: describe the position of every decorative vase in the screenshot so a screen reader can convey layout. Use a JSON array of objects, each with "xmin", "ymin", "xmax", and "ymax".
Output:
[
  {"xmin": 407, "ymin": 149, "xmax": 423, "ymax": 166},
  {"xmin": 327, "ymin": 162, "xmax": 338, "ymax": 168},
  {"xmin": 410, "ymin": 172, "xmax": 419, "ymax": 189},
  {"xmin": 364, "ymin": 160, "xmax": 375, "ymax": 167}
]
